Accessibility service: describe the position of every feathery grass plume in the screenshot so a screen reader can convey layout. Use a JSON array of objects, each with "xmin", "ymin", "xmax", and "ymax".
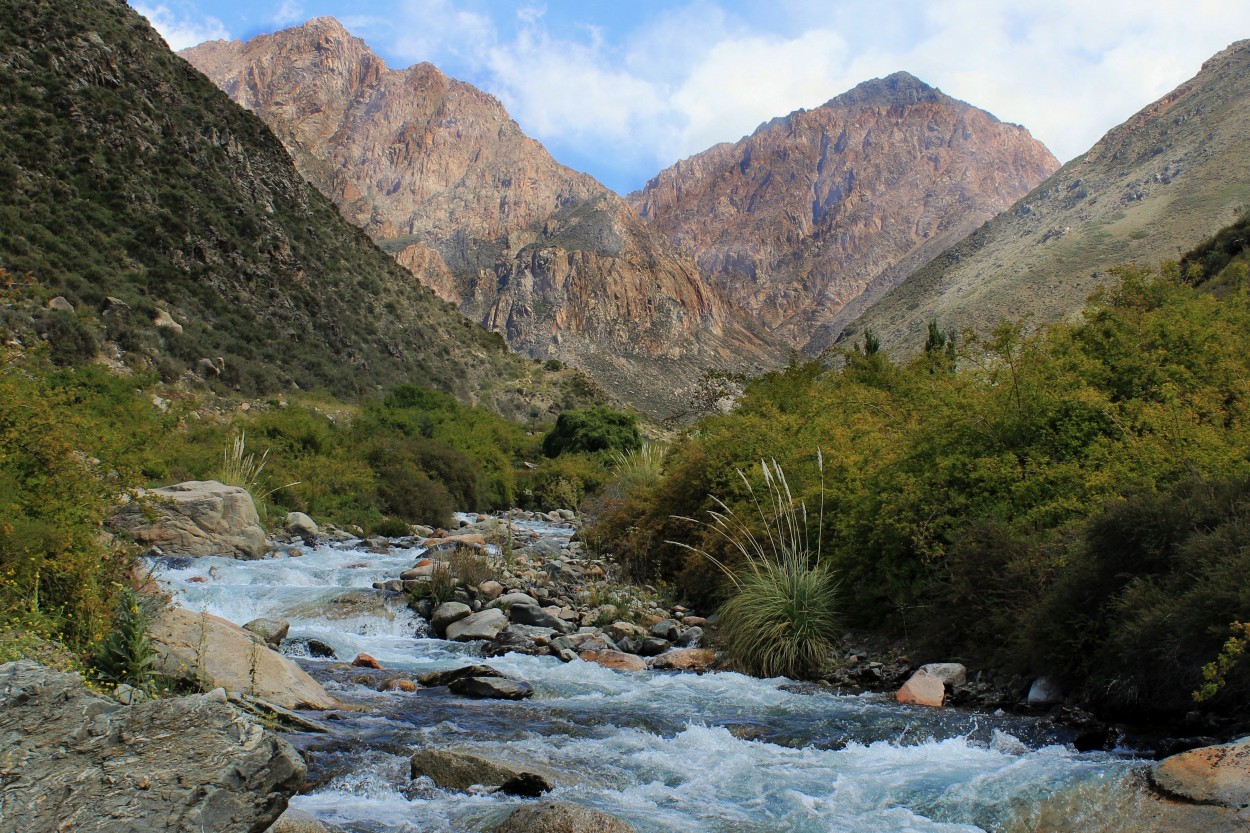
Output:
[
  {"xmin": 217, "ymin": 430, "xmax": 298, "ymax": 521},
  {"xmin": 610, "ymin": 442, "xmax": 667, "ymax": 494},
  {"xmin": 671, "ymin": 454, "xmax": 838, "ymax": 678}
]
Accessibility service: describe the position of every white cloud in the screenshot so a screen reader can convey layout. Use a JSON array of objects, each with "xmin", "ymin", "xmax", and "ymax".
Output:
[
  {"xmin": 272, "ymin": 0, "xmax": 305, "ymax": 26},
  {"xmin": 133, "ymin": 3, "xmax": 230, "ymax": 50},
  {"xmin": 384, "ymin": 0, "xmax": 1250, "ymax": 188}
]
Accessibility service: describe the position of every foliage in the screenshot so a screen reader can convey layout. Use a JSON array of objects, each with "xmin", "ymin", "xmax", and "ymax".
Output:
[
  {"xmin": 673, "ymin": 459, "xmax": 839, "ymax": 678},
  {"xmin": 1194, "ymin": 622, "xmax": 1250, "ymax": 703},
  {"xmin": 609, "ymin": 443, "xmax": 667, "ymax": 496},
  {"xmin": 92, "ymin": 587, "xmax": 158, "ymax": 691},
  {"xmin": 541, "ymin": 406, "xmax": 641, "ymax": 457},
  {"xmin": 520, "ymin": 454, "xmax": 610, "ymax": 511}
]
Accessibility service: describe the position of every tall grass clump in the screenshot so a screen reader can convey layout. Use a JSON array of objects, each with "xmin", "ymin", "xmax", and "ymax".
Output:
[
  {"xmin": 673, "ymin": 455, "xmax": 838, "ymax": 679},
  {"xmin": 216, "ymin": 431, "xmax": 297, "ymax": 522},
  {"xmin": 610, "ymin": 442, "xmax": 666, "ymax": 495}
]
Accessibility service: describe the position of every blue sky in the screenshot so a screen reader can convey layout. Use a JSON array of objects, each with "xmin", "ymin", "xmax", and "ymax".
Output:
[{"xmin": 133, "ymin": 1, "xmax": 1250, "ymax": 194}]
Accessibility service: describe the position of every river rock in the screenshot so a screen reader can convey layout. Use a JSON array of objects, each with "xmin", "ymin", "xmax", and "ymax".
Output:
[
  {"xmin": 1151, "ymin": 736, "xmax": 1250, "ymax": 809},
  {"xmin": 490, "ymin": 801, "xmax": 635, "ymax": 833},
  {"xmin": 448, "ymin": 676, "xmax": 533, "ymax": 700},
  {"xmin": 494, "ymin": 592, "xmax": 540, "ymax": 609},
  {"xmin": 580, "ymin": 649, "xmax": 648, "ymax": 672},
  {"xmin": 266, "ymin": 808, "xmax": 342, "ymax": 832},
  {"xmin": 108, "ymin": 480, "xmax": 267, "ymax": 558},
  {"xmin": 479, "ymin": 580, "xmax": 504, "ymax": 600},
  {"xmin": 606, "ymin": 621, "xmax": 647, "ymax": 643},
  {"xmin": 1027, "ymin": 676, "xmax": 1064, "ymax": 707},
  {"xmin": 637, "ymin": 637, "xmax": 672, "ymax": 657},
  {"xmin": 919, "ymin": 663, "xmax": 967, "ymax": 689},
  {"xmin": 410, "ymin": 748, "xmax": 552, "ymax": 795},
  {"xmin": 650, "ymin": 619, "xmax": 682, "ymax": 641},
  {"xmin": 675, "ymin": 626, "xmax": 704, "ymax": 648},
  {"xmin": 445, "ymin": 608, "xmax": 509, "ymax": 642},
  {"xmin": 431, "ymin": 601, "xmax": 473, "ymax": 635},
  {"xmin": 244, "ymin": 617, "xmax": 290, "ymax": 648},
  {"xmin": 281, "ymin": 637, "xmax": 337, "ymax": 659},
  {"xmin": 418, "ymin": 664, "xmax": 507, "ymax": 688},
  {"xmin": 352, "ymin": 653, "xmax": 383, "ymax": 669},
  {"xmin": 0, "ymin": 661, "xmax": 304, "ymax": 833},
  {"xmin": 650, "ymin": 648, "xmax": 717, "ymax": 672},
  {"xmin": 284, "ymin": 512, "xmax": 319, "ymax": 542},
  {"xmin": 149, "ymin": 607, "xmax": 337, "ymax": 710},
  {"xmin": 508, "ymin": 603, "xmax": 572, "ymax": 632},
  {"xmin": 896, "ymin": 669, "xmax": 946, "ymax": 707}
]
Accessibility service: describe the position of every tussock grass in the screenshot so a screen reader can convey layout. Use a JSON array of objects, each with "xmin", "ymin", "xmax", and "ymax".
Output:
[
  {"xmin": 610, "ymin": 442, "xmax": 667, "ymax": 494},
  {"xmin": 673, "ymin": 455, "xmax": 839, "ymax": 678}
]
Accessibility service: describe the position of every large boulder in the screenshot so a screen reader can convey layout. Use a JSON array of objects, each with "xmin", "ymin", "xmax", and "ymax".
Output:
[
  {"xmin": 149, "ymin": 607, "xmax": 338, "ymax": 710},
  {"xmin": 409, "ymin": 748, "xmax": 552, "ymax": 795},
  {"xmin": 109, "ymin": 480, "xmax": 267, "ymax": 558},
  {"xmin": 649, "ymin": 648, "xmax": 716, "ymax": 672},
  {"xmin": 1152, "ymin": 736, "xmax": 1250, "ymax": 809},
  {"xmin": 448, "ymin": 676, "xmax": 533, "ymax": 700},
  {"xmin": 919, "ymin": 663, "xmax": 967, "ymax": 689},
  {"xmin": 430, "ymin": 601, "xmax": 473, "ymax": 636},
  {"xmin": 284, "ymin": 512, "xmax": 319, "ymax": 543},
  {"xmin": 896, "ymin": 669, "xmax": 946, "ymax": 707},
  {"xmin": 490, "ymin": 801, "xmax": 635, "ymax": 833},
  {"xmin": 580, "ymin": 650, "xmax": 647, "ymax": 672},
  {"xmin": 266, "ymin": 808, "xmax": 342, "ymax": 833},
  {"xmin": 445, "ymin": 608, "xmax": 509, "ymax": 642},
  {"xmin": 244, "ymin": 617, "xmax": 291, "ymax": 648},
  {"xmin": 0, "ymin": 661, "xmax": 305, "ymax": 833}
]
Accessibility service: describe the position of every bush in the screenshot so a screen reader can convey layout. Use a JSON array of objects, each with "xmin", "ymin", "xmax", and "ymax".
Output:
[{"xmin": 542, "ymin": 406, "xmax": 641, "ymax": 457}]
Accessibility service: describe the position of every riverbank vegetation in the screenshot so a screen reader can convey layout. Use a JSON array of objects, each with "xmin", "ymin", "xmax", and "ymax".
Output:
[{"xmin": 587, "ymin": 229, "xmax": 1250, "ymax": 720}]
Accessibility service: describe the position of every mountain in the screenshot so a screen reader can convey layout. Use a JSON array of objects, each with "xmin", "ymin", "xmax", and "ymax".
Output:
[
  {"xmin": 182, "ymin": 20, "xmax": 784, "ymax": 416},
  {"xmin": 0, "ymin": 0, "xmax": 601, "ymax": 420},
  {"xmin": 848, "ymin": 41, "xmax": 1250, "ymax": 356},
  {"xmin": 629, "ymin": 72, "xmax": 1059, "ymax": 352}
]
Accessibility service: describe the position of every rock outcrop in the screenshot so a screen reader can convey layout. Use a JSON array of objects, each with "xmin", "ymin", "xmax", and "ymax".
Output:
[
  {"xmin": 149, "ymin": 607, "xmax": 338, "ymax": 710},
  {"xmin": 630, "ymin": 72, "xmax": 1058, "ymax": 351},
  {"xmin": 850, "ymin": 41, "xmax": 1250, "ymax": 356},
  {"xmin": 1151, "ymin": 736, "xmax": 1250, "ymax": 809},
  {"xmin": 182, "ymin": 20, "xmax": 783, "ymax": 416},
  {"xmin": 109, "ymin": 480, "xmax": 267, "ymax": 558},
  {"xmin": 409, "ymin": 748, "xmax": 553, "ymax": 795},
  {"xmin": 0, "ymin": 661, "xmax": 305, "ymax": 833},
  {"xmin": 490, "ymin": 801, "xmax": 635, "ymax": 833}
]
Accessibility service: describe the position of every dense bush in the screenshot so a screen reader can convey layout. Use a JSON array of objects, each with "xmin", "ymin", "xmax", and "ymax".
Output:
[{"xmin": 542, "ymin": 406, "xmax": 641, "ymax": 457}]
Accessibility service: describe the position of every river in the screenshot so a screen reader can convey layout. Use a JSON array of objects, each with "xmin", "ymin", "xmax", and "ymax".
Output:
[{"xmin": 149, "ymin": 517, "xmax": 1146, "ymax": 833}]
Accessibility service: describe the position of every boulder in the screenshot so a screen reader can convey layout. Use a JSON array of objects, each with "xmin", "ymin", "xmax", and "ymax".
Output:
[
  {"xmin": 919, "ymin": 663, "xmax": 967, "ymax": 689},
  {"xmin": 149, "ymin": 607, "xmax": 337, "ymax": 710},
  {"xmin": 431, "ymin": 601, "xmax": 473, "ymax": 635},
  {"xmin": 650, "ymin": 619, "xmax": 682, "ymax": 642},
  {"xmin": 896, "ymin": 670, "xmax": 946, "ymax": 707},
  {"xmin": 244, "ymin": 617, "xmax": 290, "ymax": 648},
  {"xmin": 108, "ymin": 480, "xmax": 267, "ymax": 559},
  {"xmin": 675, "ymin": 626, "xmax": 704, "ymax": 648},
  {"xmin": 490, "ymin": 801, "xmax": 635, "ymax": 833},
  {"xmin": 153, "ymin": 308, "xmax": 184, "ymax": 334},
  {"xmin": 410, "ymin": 748, "xmax": 552, "ymax": 795},
  {"xmin": 637, "ymin": 637, "xmax": 672, "ymax": 657},
  {"xmin": 1027, "ymin": 676, "xmax": 1064, "ymax": 707},
  {"xmin": 352, "ymin": 653, "xmax": 382, "ymax": 669},
  {"xmin": 266, "ymin": 808, "xmax": 342, "ymax": 832},
  {"xmin": 445, "ymin": 608, "xmax": 509, "ymax": 642},
  {"xmin": 494, "ymin": 592, "xmax": 539, "ymax": 609},
  {"xmin": 448, "ymin": 676, "xmax": 533, "ymax": 700},
  {"xmin": 580, "ymin": 650, "xmax": 647, "ymax": 672},
  {"xmin": 479, "ymin": 580, "xmax": 504, "ymax": 600},
  {"xmin": 1152, "ymin": 736, "xmax": 1250, "ymax": 809},
  {"xmin": 417, "ymin": 664, "xmax": 506, "ymax": 688},
  {"xmin": 420, "ymin": 533, "xmax": 487, "ymax": 548},
  {"xmin": 46, "ymin": 295, "xmax": 74, "ymax": 312},
  {"xmin": 284, "ymin": 512, "xmax": 319, "ymax": 542},
  {"xmin": 0, "ymin": 661, "xmax": 304, "ymax": 833},
  {"xmin": 606, "ymin": 621, "xmax": 647, "ymax": 643},
  {"xmin": 509, "ymin": 603, "xmax": 572, "ymax": 632},
  {"xmin": 649, "ymin": 648, "xmax": 716, "ymax": 672},
  {"xmin": 281, "ymin": 637, "xmax": 337, "ymax": 659}
]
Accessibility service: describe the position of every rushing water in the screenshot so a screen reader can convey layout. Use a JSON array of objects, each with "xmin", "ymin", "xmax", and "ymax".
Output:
[{"xmin": 148, "ymin": 519, "xmax": 1146, "ymax": 833}]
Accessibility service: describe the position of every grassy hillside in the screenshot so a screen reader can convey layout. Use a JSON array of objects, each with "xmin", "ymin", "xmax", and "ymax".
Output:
[{"xmin": 0, "ymin": 0, "xmax": 599, "ymax": 419}]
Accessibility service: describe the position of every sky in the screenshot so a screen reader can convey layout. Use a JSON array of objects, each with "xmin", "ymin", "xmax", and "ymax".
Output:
[{"xmin": 131, "ymin": 0, "xmax": 1250, "ymax": 194}]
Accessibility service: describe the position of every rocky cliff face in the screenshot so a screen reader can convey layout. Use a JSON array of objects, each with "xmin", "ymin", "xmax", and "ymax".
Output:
[
  {"xmin": 629, "ymin": 73, "xmax": 1059, "ymax": 351},
  {"xmin": 849, "ymin": 42, "xmax": 1250, "ymax": 356},
  {"xmin": 183, "ymin": 20, "xmax": 783, "ymax": 416}
]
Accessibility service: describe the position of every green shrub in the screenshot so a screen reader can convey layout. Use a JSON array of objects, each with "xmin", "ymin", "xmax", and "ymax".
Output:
[
  {"xmin": 541, "ymin": 406, "xmax": 641, "ymax": 457},
  {"xmin": 92, "ymin": 587, "xmax": 158, "ymax": 691}
]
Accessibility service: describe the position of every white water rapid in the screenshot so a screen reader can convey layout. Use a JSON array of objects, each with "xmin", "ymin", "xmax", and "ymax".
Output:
[{"xmin": 149, "ymin": 520, "xmax": 1144, "ymax": 833}]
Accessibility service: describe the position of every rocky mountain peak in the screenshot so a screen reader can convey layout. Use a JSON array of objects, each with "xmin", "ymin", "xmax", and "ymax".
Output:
[{"xmin": 825, "ymin": 71, "xmax": 945, "ymax": 109}]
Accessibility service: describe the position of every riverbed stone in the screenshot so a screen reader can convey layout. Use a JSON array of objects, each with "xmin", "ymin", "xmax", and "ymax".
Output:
[
  {"xmin": 0, "ymin": 661, "xmax": 305, "ymax": 833},
  {"xmin": 1027, "ymin": 676, "xmax": 1064, "ymax": 707},
  {"xmin": 108, "ymin": 480, "xmax": 267, "ymax": 558},
  {"xmin": 637, "ymin": 637, "xmax": 672, "ymax": 657},
  {"xmin": 410, "ymin": 748, "xmax": 552, "ymax": 795},
  {"xmin": 650, "ymin": 619, "xmax": 682, "ymax": 642},
  {"xmin": 284, "ymin": 512, "xmax": 319, "ymax": 542},
  {"xmin": 445, "ymin": 608, "xmax": 509, "ymax": 642},
  {"xmin": 919, "ymin": 663, "xmax": 967, "ymax": 689},
  {"xmin": 281, "ymin": 637, "xmax": 337, "ymax": 659},
  {"xmin": 896, "ymin": 670, "xmax": 946, "ymax": 707},
  {"xmin": 244, "ymin": 617, "xmax": 290, "ymax": 648},
  {"xmin": 490, "ymin": 801, "xmax": 635, "ymax": 833},
  {"xmin": 448, "ymin": 676, "xmax": 534, "ymax": 700},
  {"xmin": 479, "ymin": 580, "xmax": 504, "ymax": 600},
  {"xmin": 508, "ymin": 602, "xmax": 572, "ymax": 632},
  {"xmin": 1151, "ymin": 736, "xmax": 1250, "ymax": 809},
  {"xmin": 149, "ymin": 607, "xmax": 337, "ymax": 710},
  {"xmin": 417, "ymin": 664, "xmax": 506, "ymax": 688},
  {"xmin": 431, "ymin": 601, "xmax": 473, "ymax": 635},
  {"xmin": 494, "ymin": 592, "xmax": 540, "ymax": 609},
  {"xmin": 650, "ymin": 648, "xmax": 717, "ymax": 672},
  {"xmin": 675, "ymin": 626, "xmax": 704, "ymax": 648},
  {"xmin": 580, "ymin": 649, "xmax": 648, "ymax": 672},
  {"xmin": 266, "ymin": 808, "xmax": 343, "ymax": 832}
]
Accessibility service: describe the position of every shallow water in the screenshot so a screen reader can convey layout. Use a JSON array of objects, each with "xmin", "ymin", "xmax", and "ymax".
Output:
[{"xmin": 148, "ymin": 519, "xmax": 1144, "ymax": 833}]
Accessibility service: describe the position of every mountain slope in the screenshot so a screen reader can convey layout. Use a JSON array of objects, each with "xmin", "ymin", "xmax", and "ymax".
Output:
[
  {"xmin": 0, "ymin": 0, "xmax": 598, "ymax": 419},
  {"xmin": 183, "ymin": 20, "xmax": 784, "ymax": 416},
  {"xmin": 848, "ymin": 41, "xmax": 1250, "ymax": 356},
  {"xmin": 629, "ymin": 72, "xmax": 1059, "ymax": 351}
]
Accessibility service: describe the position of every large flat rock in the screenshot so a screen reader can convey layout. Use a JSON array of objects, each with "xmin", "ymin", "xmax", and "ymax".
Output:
[
  {"xmin": 150, "ymin": 607, "xmax": 338, "ymax": 710},
  {"xmin": 1152, "ymin": 736, "xmax": 1250, "ymax": 809},
  {"xmin": 0, "ymin": 660, "xmax": 305, "ymax": 833}
]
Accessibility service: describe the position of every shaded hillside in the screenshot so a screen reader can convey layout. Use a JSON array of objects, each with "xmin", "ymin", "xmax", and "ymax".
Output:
[
  {"xmin": 848, "ymin": 41, "xmax": 1250, "ymax": 356},
  {"xmin": 183, "ymin": 20, "xmax": 784, "ymax": 417},
  {"xmin": 630, "ymin": 72, "xmax": 1058, "ymax": 351},
  {"xmin": 0, "ymin": 0, "xmax": 598, "ymax": 419}
]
